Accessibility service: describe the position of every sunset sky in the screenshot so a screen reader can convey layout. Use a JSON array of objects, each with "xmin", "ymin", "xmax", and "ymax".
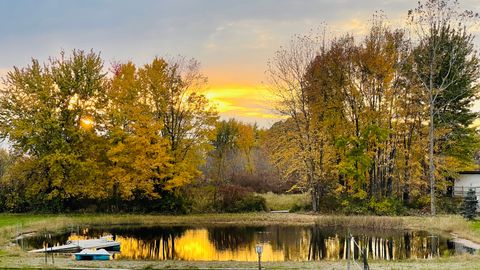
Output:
[{"xmin": 1, "ymin": 0, "xmax": 479, "ymax": 127}]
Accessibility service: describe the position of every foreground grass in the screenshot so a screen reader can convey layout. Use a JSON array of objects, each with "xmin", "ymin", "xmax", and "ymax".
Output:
[
  {"xmin": 1, "ymin": 213, "xmax": 480, "ymax": 269},
  {"xmin": 2, "ymin": 254, "xmax": 480, "ymax": 270},
  {"xmin": 260, "ymin": 192, "xmax": 310, "ymax": 211}
]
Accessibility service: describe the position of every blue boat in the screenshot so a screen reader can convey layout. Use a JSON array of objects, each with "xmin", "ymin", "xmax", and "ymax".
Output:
[{"xmin": 74, "ymin": 249, "xmax": 111, "ymax": 261}]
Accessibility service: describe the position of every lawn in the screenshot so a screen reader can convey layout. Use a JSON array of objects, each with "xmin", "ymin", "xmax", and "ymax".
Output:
[{"xmin": 0, "ymin": 213, "xmax": 57, "ymax": 228}]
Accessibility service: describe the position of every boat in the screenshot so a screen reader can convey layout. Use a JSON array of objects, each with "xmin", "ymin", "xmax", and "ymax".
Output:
[
  {"xmin": 74, "ymin": 248, "xmax": 111, "ymax": 261},
  {"xmin": 29, "ymin": 236, "xmax": 120, "ymax": 253}
]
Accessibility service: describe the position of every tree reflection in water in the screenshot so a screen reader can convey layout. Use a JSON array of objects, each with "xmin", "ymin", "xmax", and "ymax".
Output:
[
  {"xmin": 22, "ymin": 225, "xmax": 466, "ymax": 261},
  {"xmin": 208, "ymin": 226, "xmax": 260, "ymax": 251}
]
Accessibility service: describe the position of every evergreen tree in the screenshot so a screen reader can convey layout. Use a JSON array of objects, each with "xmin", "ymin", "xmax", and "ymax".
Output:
[{"xmin": 462, "ymin": 188, "xmax": 478, "ymax": 220}]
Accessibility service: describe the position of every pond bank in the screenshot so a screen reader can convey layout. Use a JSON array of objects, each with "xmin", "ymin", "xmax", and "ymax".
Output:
[
  {"xmin": 1, "ymin": 213, "xmax": 480, "ymax": 269},
  {"xmin": 1, "ymin": 254, "xmax": 480, "ymax": 270}
]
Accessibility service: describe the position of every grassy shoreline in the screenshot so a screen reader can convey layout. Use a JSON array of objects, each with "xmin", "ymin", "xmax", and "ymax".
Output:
[{"xmin": 1, "ymin": 213, "xmax": 480, "ymax": 269}]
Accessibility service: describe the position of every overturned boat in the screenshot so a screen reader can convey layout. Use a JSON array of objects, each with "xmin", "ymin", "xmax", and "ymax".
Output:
[
  {"xmin": 74, "ymin": 248, "xmax": 111, "ymax": 261},
  {"xmin": 29, "ymin": 236, "xmax": 120, "ymax": 253}
]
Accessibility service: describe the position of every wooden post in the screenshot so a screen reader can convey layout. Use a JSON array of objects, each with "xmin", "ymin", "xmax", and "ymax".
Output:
[
  {"xmin": 347, "ymin": 235, "xmax": 351, "ymax": 270},
  {"xmin": 363, "ymin": 247, "xmax": 369, "ymax": 270}
]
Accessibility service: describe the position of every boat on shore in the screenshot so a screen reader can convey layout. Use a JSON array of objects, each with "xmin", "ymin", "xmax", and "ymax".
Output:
[
  {"xmin": 29, "ymin": 236, "xmax": 120, "ymax": 253},
  {"xmin": 74, "ymin": 248, "xmax": 111, "ymax": 260}
]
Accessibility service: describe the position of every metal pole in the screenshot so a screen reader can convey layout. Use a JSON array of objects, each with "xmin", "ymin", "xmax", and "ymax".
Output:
[
  {"xmin": 258, "ymin": 253, "xmax": 261, "ymax": 270},
  {"xmin": 44, "ymin": 235, "xmax": 47, "ymax": 264}
]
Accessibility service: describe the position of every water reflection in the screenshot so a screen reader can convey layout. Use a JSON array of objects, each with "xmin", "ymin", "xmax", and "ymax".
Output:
[{"xmin": 24, "ymin": 225, "xmax": 474, "ymax": 261}]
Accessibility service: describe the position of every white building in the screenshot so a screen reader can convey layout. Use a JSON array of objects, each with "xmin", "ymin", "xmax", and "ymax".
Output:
[{"xmin": 453, "ymin": 171, "xmax": 480, "ymax": 199}]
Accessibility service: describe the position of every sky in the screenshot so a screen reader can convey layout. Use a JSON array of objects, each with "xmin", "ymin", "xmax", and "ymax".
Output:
[{"xmin": 1, "ymin": 0, "xmax": 479, "ymax": 127}]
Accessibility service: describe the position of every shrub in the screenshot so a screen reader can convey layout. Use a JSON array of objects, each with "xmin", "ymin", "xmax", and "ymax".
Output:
[
  {"xmin": 217, "ymin": 184, "xmax": 267, "ymax": 212},
  {"xmin": 437, "ymin": 196, "xmax": 462, "ymax": 214},
  {"xmin": 234, "ymin": 193, "xmax": 267, "ymax": 212},
  {"xmin": 184, "ymin": 185, "xmax": 216, "ymax": 213},
  {"xmin": 340, "ymin": 196, "xmax": 406, "ymax": 215},
  {"xmin": 368, "ymin": 198, "xmax": 406, "ymax": 216},
  {"xmin": 290, "ymin": 201, "xmax": 312, "ymax": 212}
]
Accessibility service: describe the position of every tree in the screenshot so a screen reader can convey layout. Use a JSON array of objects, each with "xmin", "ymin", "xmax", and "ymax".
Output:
[
  {"xmin": 106, "ymin": 62, "xmax": 172, "ymax": 203},
  {"xmin": 210, "ymin": 119, "xmax": 239, "ymax": 184},
  {"xmin": 139, "ymin": 57, "xmax": 218, "ymax": 189},
  {"xmin": 267, "ymin": 33, "xmax": 326, "ymax": 211},
  {"xmin": 462, "ymin": 188, "xmax": 478, "ymax": 220},
  {"xmin": 409, "ymin": 0, "xmax": 480, "ymax": 215},
  {"xmin": 0, "ymin": 50, "xmax": 108, "ymax": 210}
]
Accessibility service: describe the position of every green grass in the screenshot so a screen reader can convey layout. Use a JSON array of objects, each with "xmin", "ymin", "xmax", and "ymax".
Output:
[
  {"xmin": 470, "ymin": 219, "xmax": 480, "ymax": 230},
  {"xmin": 260, "ymin": 192, "xmax": 310, "ymax": 211},
  {"xmin": 0, "ymin": 213, "xmax": 57, "ymax": 228}
]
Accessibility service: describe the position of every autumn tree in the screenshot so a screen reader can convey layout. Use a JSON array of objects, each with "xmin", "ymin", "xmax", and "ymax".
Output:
[
  {"xmin": 139, "ymin": 57, "xmax": 218, "ymax": 189},
  {"xmin": 0, "ymin": 50, "xmax": 108, "ymax": 210},
  {"xmin": 267, "ymin": 33, "xmax": 327, "ymax": 211},
  {"xmin": 208, "ymin": 119, "xmax": 262, "ymax": 187},
  {"xmin": 409, "ymin": 0, "xmax": 480, "ymax": 215},
  {"xmin": 210, "ymin": 119, "xmax": 239, "ymax": 184},
  {"xmin": 105, "ymin": 62, "xmax": 172, "ymax": 205}
]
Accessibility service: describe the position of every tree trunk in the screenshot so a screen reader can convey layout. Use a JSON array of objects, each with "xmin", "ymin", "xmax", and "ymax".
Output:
[
  {"xmin": 429, "ymin": 75, "xmax": 436, "ymax": 216},
  {"xmin": 311, "ymin": 188, "xmax": 318, "ymax": 212}
]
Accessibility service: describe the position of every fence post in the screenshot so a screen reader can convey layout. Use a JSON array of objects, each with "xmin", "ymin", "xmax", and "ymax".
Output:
[
  {"xmin": 347, "ymin": 234, "xmax": 351, "ymax": 270},
  {"xmin": 362, "ymin": 246, "xmax": 369, "ymax": 270}
]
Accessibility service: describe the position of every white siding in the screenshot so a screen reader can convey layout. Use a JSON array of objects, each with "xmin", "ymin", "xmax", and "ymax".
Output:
[
  {"xmin": 454, "ymin": 174, "xmax": 480, "ymax": 211},
  {"xmin": 455, "ymin": 174, "xmax": 480, "ymax": 189}
]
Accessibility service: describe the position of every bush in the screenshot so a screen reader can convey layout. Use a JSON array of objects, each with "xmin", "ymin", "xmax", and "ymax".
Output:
[
  {"xmin": 368, "ymin": 198, "xmax": 406, "ymax": 216},
  {"xmin": 230, "ymin": 173, "xmax": 292, "ymax": 193},
  {"xmin": 184, "ymin": 185, "xmax": 216, "ymax": 213},
  {"xmin": 235, "ymin": 193, "xmax": 267, "ymax": 212},
  {"xmin": 290, "ymin": 201, "xmax": 312, "ymax": 212},
  {"xmin": 437, "ymin": 196, "xmax": 462, "ymax": 214},
  {"xmin": 340, "ymin": 196, "xmax": 406, "ymax": 216},
  {"xmin": 217, "ymin": 184, "xmax": 267, "ymax": 213}
]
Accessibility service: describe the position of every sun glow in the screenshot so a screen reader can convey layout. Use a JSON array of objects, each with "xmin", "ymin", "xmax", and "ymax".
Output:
[
  {"xmin": 80, "ymin": 116, "xmax": 94, "ymax": 129},
  {"xmin": 204, "ymin": 86, "xmax": 285, "ymax": 124}
]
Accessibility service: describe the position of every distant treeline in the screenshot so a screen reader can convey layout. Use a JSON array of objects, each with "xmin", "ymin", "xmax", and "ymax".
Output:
[{"xmin": 0, "ymin": 0, "xmax": 478, "ymax": 214}]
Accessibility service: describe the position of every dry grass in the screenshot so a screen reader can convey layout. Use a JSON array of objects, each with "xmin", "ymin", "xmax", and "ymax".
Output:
[
  {"xmin": 260, "ymin": 192, "xmax": 310, "ymax": 211},
  {"xmin": 1, "ymin": 252, "xmax": 480, "ymax": 269},
  {"xmin": 315, "ymin": 215, "xmax": 405, "ymax": 230}
]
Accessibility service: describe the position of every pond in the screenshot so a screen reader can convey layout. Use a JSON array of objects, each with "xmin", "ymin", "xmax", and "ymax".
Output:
[{"xmin": 22, "ymin": 225, "xmax": 477, "ymax": 261}]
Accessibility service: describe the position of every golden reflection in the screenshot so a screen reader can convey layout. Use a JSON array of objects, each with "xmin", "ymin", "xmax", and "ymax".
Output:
[
  {"xmin": 63, "ymin": 228, "xmax": 451, "ymax": 262},
  {"xmin": 115, "ymin": 229, "xmax": 286, "ymax": 261}
]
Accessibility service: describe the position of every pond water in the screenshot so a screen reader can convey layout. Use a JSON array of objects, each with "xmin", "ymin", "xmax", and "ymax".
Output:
[{"xmin": 23, "ymin": 225, "xmax": 477, "ymax": 261}]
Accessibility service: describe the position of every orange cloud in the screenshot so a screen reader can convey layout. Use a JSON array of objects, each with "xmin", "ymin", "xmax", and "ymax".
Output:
[{"xmin": 203, "ymin": 85, "xmax": 286, "ymax": 126}]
